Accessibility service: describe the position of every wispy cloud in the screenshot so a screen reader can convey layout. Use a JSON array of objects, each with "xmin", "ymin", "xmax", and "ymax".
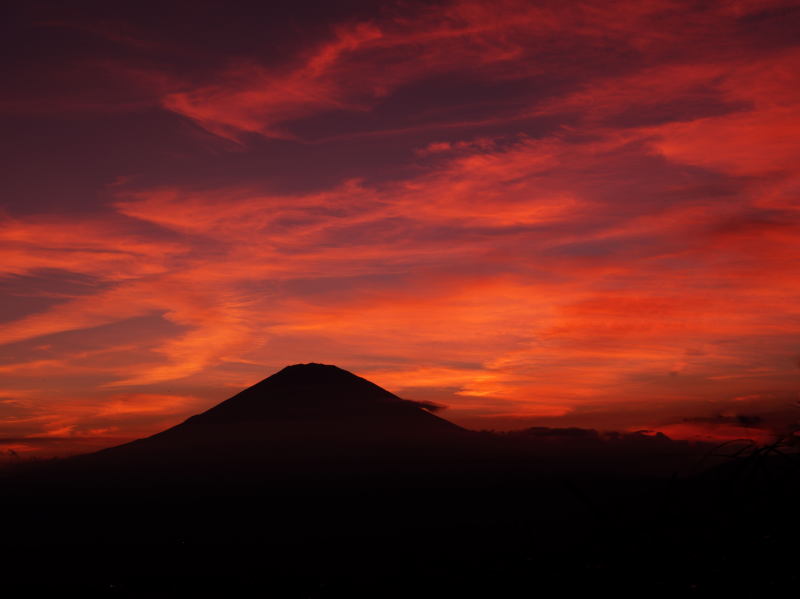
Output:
[{"xmin": 2, "ymin": 0, "xmax": 799, "ymax": 451}]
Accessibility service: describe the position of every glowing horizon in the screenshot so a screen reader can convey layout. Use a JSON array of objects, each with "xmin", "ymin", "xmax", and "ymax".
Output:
[{"xmin": 2, "ymin": 0, "xmax": 799, "ymax": 457}]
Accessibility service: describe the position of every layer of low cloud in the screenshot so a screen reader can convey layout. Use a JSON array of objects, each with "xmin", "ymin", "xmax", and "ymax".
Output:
[{"xmin": 2, "ymin": 0, "xmax": 799, "ymax": 453}]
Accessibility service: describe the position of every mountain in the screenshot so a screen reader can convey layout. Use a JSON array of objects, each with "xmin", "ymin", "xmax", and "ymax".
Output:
[
  {"xmin": 175, "ymin": 362, "xmax": 461, "ymax": 433},
  {"xmin": 76, "ymin": 363, "xmax": 470, "ymax": 472},
  {"xmin": 6, "ymin": 365, "xmax": 795, "ymax": 597}
]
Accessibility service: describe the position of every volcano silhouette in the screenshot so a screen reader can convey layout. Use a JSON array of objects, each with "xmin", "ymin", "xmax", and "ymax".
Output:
[{"xmin": 86, "ymin": 363, "xmax": 467, "ymax": 468}]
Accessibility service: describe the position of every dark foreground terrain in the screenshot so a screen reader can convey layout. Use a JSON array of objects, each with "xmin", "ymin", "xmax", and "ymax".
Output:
[{"xmin": 2, "ymin": 364, "xmax": 798, "ymax": 597}]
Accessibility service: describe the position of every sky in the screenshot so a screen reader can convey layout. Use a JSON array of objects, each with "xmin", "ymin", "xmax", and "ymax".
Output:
[{"xmin": 2, "ymin": 0, "xmax": 799, "ymax": 457}]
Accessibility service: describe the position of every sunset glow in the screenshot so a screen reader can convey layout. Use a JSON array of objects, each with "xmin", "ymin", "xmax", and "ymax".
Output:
[{"xmin": 2, "ymin": 0, "xmax": 799, "ymax": 456}]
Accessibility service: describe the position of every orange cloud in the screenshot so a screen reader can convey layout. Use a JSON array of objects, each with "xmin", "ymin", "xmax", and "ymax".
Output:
[
  {"xmin": 159, "ymin": 0, "xmax": 732, "ymax": 142},
  {"xmin": 3, "ymin": 0, "xmax": 799, "ymax": 453}
]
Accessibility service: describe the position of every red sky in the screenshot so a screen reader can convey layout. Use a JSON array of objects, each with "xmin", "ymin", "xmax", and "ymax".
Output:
[{"xmin": 2, "ymin": 0, "xmax": 799, "ymax": 457}]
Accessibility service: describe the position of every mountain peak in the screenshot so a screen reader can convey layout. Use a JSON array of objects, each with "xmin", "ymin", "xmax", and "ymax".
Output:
[
  {"xmin": 267, "ymin": 363, "xmax": 368, "ymax": 386},
  {"xmin": 235, "ymin": 362, "xmax": 401, "ymax": 402},
  {"xmin": 280, "ymin": 362, "xmax": 346, "ymax": 372},
  {"xmin": 169, "ymin": 363, "xmax": 462, "ymax": 433},
  {"xmin": 78, "ymin": 362, "xmax": 467, "ymax": 464},
  {"xmin": 282, "ymin": 362, "xmax": 343, "ymax": 370}
]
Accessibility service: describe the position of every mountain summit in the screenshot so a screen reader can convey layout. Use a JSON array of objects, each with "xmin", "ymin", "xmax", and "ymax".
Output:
[
  {"xmin": 193, "ymin": 363, "xmax": 444, "ymax": 422},
  {"xmin": 90, "ymin": 363, "xmax": 466, "ymax": 464},
  {"xmin": 178, "ymin": 362, "xmax": 461, "ymax": 432}
]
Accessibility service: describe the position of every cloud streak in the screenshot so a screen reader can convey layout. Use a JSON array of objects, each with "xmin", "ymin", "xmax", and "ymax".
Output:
[{"xmin": 2, "ymin": 0, "xmax": 800, "ymax": 454}]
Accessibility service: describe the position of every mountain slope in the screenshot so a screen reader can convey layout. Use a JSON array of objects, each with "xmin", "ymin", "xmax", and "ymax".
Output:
[{"xmin": 83, "ymin": 363, "xmax": 468, "ymax": 467}]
